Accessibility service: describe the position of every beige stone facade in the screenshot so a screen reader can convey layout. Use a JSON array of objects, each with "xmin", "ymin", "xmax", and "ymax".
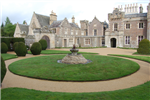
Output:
[
  {"xmin": 105, "ymin": 3, "xmax": 150, "ymax": 48},
  {"xmin": 14, "ymin": 2, "xmax": 150, "ymax": 48}
]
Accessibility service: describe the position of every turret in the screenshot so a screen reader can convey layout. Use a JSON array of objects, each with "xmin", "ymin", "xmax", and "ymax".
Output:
[{"xmin": 49, "ymin": 10, "xmax": 57, "ymax": 25}]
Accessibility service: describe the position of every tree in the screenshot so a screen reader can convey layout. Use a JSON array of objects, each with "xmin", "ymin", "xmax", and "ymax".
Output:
[
  {"xmin": 23, "ymin": 20, "xmax": 26, "ymax": 24},
  {"xmin": 1, "ymin": 23, "xmax": 4, "ymax": 27},
  {"xmin": 5, "ymin": 17, "xmax": 12, "ymax": 26},
  {"xmin": 1, "ymin": 23, "xmax": 6, "ymax": 36},
  {"xmin": 4, "ymin": 24, "xmax": 16, "ymax": 37}
]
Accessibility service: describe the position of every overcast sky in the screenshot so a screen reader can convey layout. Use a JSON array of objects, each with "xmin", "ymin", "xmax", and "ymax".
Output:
[{"xmin": 0, "ymin": 0, "xmax": 149, "ymax": 26}]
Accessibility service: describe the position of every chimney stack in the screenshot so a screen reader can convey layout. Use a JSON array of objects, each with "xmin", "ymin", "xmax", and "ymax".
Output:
[
  {"xmin": 50, "ymin": 10, "xmax": 57, "ymax": 25},
  {"xmin": 139, "ymin": 4, "xmax": 143, "ymax": 13},
  {"xmin": 72, "ymin": 16, "xmax": 75, "ymax": 23}
]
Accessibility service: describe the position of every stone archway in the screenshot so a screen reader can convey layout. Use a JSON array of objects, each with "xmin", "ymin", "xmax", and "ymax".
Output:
[
  {"xmin": 41, "ymin": 35, "xmax": 50, "ymax": 49},
  {"xmin": 110, "ymin": 38, "xmax": 116, "ymax": 48}
]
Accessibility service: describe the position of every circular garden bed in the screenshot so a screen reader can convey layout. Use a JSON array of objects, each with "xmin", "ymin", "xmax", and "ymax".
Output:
[{"xmin": 9, "ymin": 55, "xmax": 140, "ymax": 82}]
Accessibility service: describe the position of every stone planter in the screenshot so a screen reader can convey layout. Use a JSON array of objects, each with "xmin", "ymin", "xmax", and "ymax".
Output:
[{"xmin": 70, "ymin": 49, "xmax": 79, "ymax": 55}]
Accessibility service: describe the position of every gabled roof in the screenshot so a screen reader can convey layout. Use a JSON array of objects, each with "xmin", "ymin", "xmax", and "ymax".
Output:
[
  {"xmin": 18, "ymin": 24, "xmax": 29, "ymax": 32},
  {"xmin": 35, "ymin": 13, "xmax": 50, "ymax": 27},
  {"xmin": 49, "ymin": 20, "xmax": 63, "ymax": 28},
  {"xmin": 70, "ymin": 23, "xmax": 80, "ymax": 29},
  {"xmin": 124, "ymin": 13, "xmax": 147, "ymax": 18}
]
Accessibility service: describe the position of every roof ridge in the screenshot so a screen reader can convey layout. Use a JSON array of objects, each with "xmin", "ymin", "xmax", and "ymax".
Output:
[
  {"xmin": 35, "ymin": 13, "xmax": 49, "ymax": 17},
  {"xmin": 18, "ymin": 24, "xmax": 29, "ymax": 26}
]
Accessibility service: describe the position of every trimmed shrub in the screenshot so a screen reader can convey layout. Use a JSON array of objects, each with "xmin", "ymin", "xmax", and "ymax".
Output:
[
  {"xmin": 13, "ymin": 42, "xmax": 19, "ymax": 51},
  {"xmin": 15, "ymin": 42, "xmax": 27, "ymax": 56},
  {"xmin": 1, "ymin": 42, "xmax": 8, "ymax": 53},
  {"xmin": 30, "ymin": 42, "xmax": 42, "ymax": 55},
  {"xmin": 39, "ymin": 39, "xmax": 47, "ymax": 50},
  {"xmin": 1, "ymin": 56, "xmax": 6, "ymax": 83},
  {"xmin": 1, "ymin": 38, "xmax": 25, "ymax": 51},
  {"xmin": 1, "ymin": 38, "xmax": 10, "ymax": 50},
  {"xmin": 137, "ymin": 39, "xmax": 150, "ymax": 54}
]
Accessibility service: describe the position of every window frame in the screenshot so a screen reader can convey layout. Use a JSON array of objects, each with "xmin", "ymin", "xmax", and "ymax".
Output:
[
  {"xmin": 125, "ymin": 36, "xmax": 130, "ymax": 45},
  {"xmin": 126, "ymin": 23, "xmax": 130, "ymax": 29},
  {"xmin": 114, "ymin": 23, "xmax": 118, "ymax": 31},
  {"xmin": 85, "ymin": 38, "xmax": 91, "ymax": 45},
  {"xmin": 94, "ymin": 29, "xmax": 97, "ymax": 36},
  {"xmin": 139, "ymin": 23, "xmax": 144, "ymax": 29},
  {"xmin": 138, "ymin": 36, "xmax": 143, "ymax": 44}
]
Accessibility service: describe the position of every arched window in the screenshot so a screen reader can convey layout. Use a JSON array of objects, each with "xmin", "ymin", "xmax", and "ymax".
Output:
[{"xmin": 114, "ymin": 23, "xmax": 118, "ymax": 31}]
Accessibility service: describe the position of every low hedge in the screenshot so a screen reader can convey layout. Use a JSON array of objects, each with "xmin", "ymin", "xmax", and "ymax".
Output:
[
  {"xmin": 1, "ymin": 42, "xmax": 8, "ymax": 53},
  {"xmin": 1, "ymin": 38, "xmax": 25, "ymax": 51},
  {"xmin": 1, "ymin": 56, "xmax": 6, "ymax": 83}
]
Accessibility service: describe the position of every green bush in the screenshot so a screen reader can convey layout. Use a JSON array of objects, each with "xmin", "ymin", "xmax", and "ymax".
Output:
[
  {"xmin": 30, "ymin": 42, "xmax": 42, "ymax": 55},
  {"xmin": 1, "ymin": 42, "xmax": 8, "ymax": 53},
  {"xmin": 13, "ymin": 42, "xmax": 19, "ymax": 51},
  {"xmin": 39, "ymin": 39, "xmax": 47, "ymax": 50},
  {"xmin": 1, "ymin": 56, "xmax": 6, "ymax": 83},
  {"xmin": 1, "ymin": 38, "xmax": 10, "ymax": 50},
  {"xmin": 137, "ymin": 39, "xmax": 150, "ymax": 54},
  {"xmin": 15, "ymin": 42, "xmax": 27, "ymax": 56},
  {"xmin": 1, "ymin": 38, "xmax": 25, "ymax": 51}
]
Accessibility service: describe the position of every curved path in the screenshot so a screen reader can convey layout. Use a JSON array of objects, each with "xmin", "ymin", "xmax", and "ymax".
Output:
[{"xmin": 2, "ymin": 48, "xmax": 150, "ymax": 93}]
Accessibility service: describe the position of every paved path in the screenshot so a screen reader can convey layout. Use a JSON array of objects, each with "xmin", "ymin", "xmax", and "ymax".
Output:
[{"xmin": 2, "ymin": 48, "xmax": 150, "ymax": 93}]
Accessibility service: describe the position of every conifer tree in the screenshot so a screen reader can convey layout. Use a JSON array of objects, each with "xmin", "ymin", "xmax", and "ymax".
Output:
[
  {"xmin": 5, "ymin": 17, "xmax": 12, "ymax": 26},
  {"xmin": 23, "ymin": 20, "xmax": 26, "ymax": 24}
]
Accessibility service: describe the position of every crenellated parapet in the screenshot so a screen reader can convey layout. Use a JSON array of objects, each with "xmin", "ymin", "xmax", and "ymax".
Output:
[{"xmin": 108, "ymin": 8, "xmax": 125, "ymax": 21}]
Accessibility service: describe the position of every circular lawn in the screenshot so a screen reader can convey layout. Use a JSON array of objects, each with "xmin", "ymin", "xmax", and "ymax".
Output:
[{"xmin": 9, "ymin": 55, "xmax": 140, "ymax": 82}]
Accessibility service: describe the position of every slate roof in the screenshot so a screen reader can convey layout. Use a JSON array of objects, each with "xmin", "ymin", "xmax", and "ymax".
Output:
[
  {"xmin": 49, "ymin": 20, "xmax": 63, "ymax": 28},
  {"xmin": 70, "ymin": 23, "xmax": 80, "ymax": 29},
  {"xmin": 18, "ymin": 24, "xmax": 29, "ymax": 32},
  {"xmin": 35, "ymin": 13, "xmax": 50, "ymax": 27},
  {"xmin": 103, "ymin": 21, "xmax": 109, "ymax": 28},
  {"xmin": 124, "ymin": 13, "xmax": 147, "ymax": 18}
]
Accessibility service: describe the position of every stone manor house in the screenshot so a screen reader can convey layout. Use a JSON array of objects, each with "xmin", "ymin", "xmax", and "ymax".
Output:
[{"xmin": 14, "ymin": 2, "xmax": 150, "ymax": 49}]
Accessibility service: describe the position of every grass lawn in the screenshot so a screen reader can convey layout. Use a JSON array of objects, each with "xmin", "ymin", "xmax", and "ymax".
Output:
[
  {"xmin": 55, "ymin": 46, "xmax": 107, "ymax": 49},
  {"xmin": 9, "ymin": 55, "xmax": 139, "ymax": 81},
  {"xmin": 1, "ymin": 53, "xmax": 18, "ymax": 60},
  {"xmin": 28, "ymin": 50, "xmax": 98, "ymax": 54},
  {"xmin": 108, "ymin": 54, "xmax": 150, "ymax": 63},
  {"xmin": 133, "ymin": 52, "xmax": 150, "ymax": 55},
  {"xmin": 117, "ymin": 47, "xmax": 137, "ymax": 50},
  {"xmin": 2, "ymin": 81, "xmax": 150, "ymax": 100}
]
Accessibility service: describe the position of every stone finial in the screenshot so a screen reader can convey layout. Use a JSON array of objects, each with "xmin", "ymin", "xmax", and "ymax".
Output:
[
  {"xmin": 72, "ymin": 44, "xmax": 76, "ymax": 49},
  {"xmin": 51, "ymin": 10, "xmax": 53, "ymax": 14},
  {"xmin": 72, "ymin": 16, "xmax": 75, "ymax": 19}
]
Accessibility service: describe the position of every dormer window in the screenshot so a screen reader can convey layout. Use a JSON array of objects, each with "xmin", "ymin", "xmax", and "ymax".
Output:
[{"xmin": 114, "ymin": 23, "xmax": 118, "ymax": 31}]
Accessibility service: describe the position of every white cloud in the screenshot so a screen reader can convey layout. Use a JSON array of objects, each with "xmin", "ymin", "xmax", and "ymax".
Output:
[{"xmin": 0, "ymin": 0, "xmax": 149, "ymax": 26}]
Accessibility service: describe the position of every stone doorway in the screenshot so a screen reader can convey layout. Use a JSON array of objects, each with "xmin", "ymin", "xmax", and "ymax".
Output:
[
  {"xmin": 64, "ymin": 39, "xmax": 67, "ymax": 47},
  {"xmin": 42, "ymin": 35, "xmax": 50, "ymax": 49},
  {"xmin": 111, "ymin": 38, "xmax": 116, "ymax": 48}
]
